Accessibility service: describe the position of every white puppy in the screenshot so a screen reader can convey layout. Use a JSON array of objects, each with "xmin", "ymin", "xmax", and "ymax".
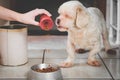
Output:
[{"xmin": 56, "ymin": 0, "xmax": 115, "ymax": 67}]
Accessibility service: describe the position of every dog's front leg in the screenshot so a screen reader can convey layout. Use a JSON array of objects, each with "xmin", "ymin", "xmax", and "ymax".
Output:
[
  {"xmin": 87, "ymin": 44, "xmax": 101, "ymax": 67},
  {"xmin": 60, "ymin": 40, "xmax": 75, "ymax": 68}
]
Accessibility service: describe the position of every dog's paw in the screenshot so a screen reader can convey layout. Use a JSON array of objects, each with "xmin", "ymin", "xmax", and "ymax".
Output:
[
  {"xmin": 60, "ymin": 62, "xmax": 73, "ymax": 68},
  {"xmin": 106, "ymin": 49, "xmax": 116, "ymax": 55},
  {"xmin": 87, "ymin": 60, "xmax": 101, "ymax": 67}
]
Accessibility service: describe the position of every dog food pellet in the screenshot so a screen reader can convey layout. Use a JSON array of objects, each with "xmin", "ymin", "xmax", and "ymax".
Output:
[{"xmin": 35, "ymin": 67, "xmax": 57, "ymax": 73}]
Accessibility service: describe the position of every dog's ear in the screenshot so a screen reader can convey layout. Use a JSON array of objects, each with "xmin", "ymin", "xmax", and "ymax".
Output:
[{"xmin": 75, "ymin": 7, "xmax": 89, "ymax": 29}]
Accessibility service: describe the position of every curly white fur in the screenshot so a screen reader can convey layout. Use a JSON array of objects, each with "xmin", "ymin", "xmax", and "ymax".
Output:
[{"xmin": 56, "ymin": 1, "xmax": 112, "ymax": 67}]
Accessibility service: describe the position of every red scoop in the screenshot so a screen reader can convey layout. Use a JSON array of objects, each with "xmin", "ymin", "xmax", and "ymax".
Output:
[{"xmin": 39, "ymin": 14, "xmax": 53, "ymax": 31}]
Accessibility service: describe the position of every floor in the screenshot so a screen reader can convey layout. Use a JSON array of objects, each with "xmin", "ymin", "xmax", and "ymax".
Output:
[{"xmin": 0, "ymin": 36, "xmax": 119, "ymax": 80}]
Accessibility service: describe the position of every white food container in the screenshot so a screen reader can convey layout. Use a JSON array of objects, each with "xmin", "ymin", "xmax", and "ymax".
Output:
[{"xmin": 0, "ymin": 24, "xmax": 28, "ymax": 66}]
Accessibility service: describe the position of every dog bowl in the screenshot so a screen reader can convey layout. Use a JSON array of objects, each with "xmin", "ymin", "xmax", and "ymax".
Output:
[{"xmin": 28, "ymin": 63, "xmax": 63, "ymax": 80}]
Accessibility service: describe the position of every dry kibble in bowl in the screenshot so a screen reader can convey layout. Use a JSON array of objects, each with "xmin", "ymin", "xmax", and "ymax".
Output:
[{"xmin": 35, "ymin": 66, "xmax": 58, "ymax": 73}]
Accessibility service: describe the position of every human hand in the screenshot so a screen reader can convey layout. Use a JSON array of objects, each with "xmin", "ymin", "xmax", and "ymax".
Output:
[{"xmin": 18, "ymin": 9, "xmax": 52, "ymax": 26}]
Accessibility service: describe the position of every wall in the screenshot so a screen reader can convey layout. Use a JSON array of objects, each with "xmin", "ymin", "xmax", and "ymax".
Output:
[{"xmin": 9, "ymin": 0, "xmax": 106, "ymax": 35}]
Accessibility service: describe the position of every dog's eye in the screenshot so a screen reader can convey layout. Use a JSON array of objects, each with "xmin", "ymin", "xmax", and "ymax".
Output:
[
  {"xmin": 65, "ymin": 14, "xmax": 69, "ymax": 17},
  {"xmin": 64, "ymin": 14, "xmax": 72, "ymax": 19}
]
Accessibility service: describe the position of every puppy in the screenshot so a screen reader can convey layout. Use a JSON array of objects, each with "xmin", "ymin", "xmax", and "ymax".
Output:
[{"xmin": 56, "ymin": 1, "xmax": 115, "ymax": 67}]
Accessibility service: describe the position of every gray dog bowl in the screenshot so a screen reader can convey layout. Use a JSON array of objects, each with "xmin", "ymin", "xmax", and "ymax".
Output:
[{"xmin": 28, "ymin": 63, "xmax": 63, "ymax": 80}]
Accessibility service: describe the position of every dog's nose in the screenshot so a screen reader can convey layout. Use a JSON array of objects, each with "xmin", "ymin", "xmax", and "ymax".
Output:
[{"xmin": 56, "ymin": 19, "xmax": 60, "ymax": 25}]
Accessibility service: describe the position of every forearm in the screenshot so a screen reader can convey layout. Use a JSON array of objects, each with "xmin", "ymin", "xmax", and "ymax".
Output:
[
  {"xmin": 0, "ymin": 6, "xmax": 22, "ymax": 21},
  {"xmin": 0, "ymin": 6, "xmax": 52, "ymax": 26}
]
